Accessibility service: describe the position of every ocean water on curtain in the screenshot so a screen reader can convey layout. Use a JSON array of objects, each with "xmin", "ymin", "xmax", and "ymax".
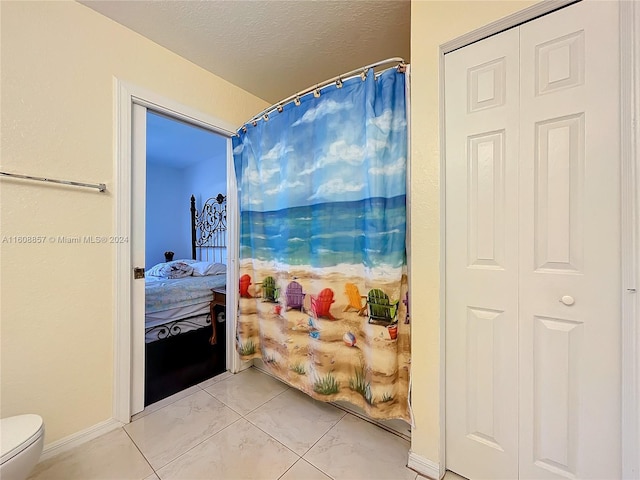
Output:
[
  {"xmin": 233, "ymin": 66, "xmax": 411, "ymax": 422},
  {"xmin": 240, "ymin": 195, "xmax": 406, "ymax": 269}
]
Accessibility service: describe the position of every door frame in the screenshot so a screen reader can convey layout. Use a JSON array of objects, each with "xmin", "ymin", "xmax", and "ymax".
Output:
[
  {"xmin": 113, "ymin": 80, "xmax": 244, "ymax": 423},
  {"xmin": 438, "ymin": 1, "xmax": 639, "ymax": 478}
]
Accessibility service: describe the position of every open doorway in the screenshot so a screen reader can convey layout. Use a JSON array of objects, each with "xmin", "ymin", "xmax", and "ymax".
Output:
[
  {"xmin": 143, "ymin": 111, "xmax": 228, "ymax": 406},
  {"xmin": 114, "ymin": 81, "xmax": 242, "ymax": 423}
]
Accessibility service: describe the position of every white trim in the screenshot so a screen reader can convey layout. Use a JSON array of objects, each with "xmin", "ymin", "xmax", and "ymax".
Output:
[
  {"xmin": 621, "ymin": 1, "xmax": 640, "ymax": 478},
  {"xmin": 404, "ymin": 64, "xmax": 415, "ymax": 434},
  {"xmin": 438, "ymin": 35, "xmax": 448, "ymax": 480},
  {"xmin": 439, "ymin": 0, "xmax": 639, "ymax": 476},
  {"xmin": 408, "ymin": 451, "xmax": 441, "ymax": 480},
  {"xmin": 440, "ymin": 0, "xmax": 580, "ymax": 55},
  {"xmin": 113, "ymin": 79, "xmax": 133, "ymax": 423},
  {"xmin": 129, "ymin": 102, "xmax": 147, "ymax": 415},
  {"xmin": 225, "ymin": 137, "xmax": 243, "ymax": 374},
  {"xmin": 113, "ymin": 79, "xmax": 240, "ymax": 423},
  {"xmin": 227, "ymin": 139, "xmax": 252, "ymax": 374},
  {"xmin": 39, "ymin": 419, "xmax": 122, "ymax": 462},
  {"xmin": 119, "ymin": 82, "xmax": 237, "ymax": 136}
]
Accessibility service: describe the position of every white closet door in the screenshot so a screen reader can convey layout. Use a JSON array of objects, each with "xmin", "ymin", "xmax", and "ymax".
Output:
[
  {"xmin": 518, "ymin": 1, "xmax": 620, "ymax": 478},
  {"xmin": 445, "ymin": 1, "xmax": 621, "ymax": 479},
  {"xmin": 445, "ymin": 27, "xmax": 520, "ymax": 480}
]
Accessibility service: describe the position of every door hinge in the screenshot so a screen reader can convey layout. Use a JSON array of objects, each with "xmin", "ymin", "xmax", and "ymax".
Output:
[{"xmin": 133, "ymin": 267, "xmax": 145, "ymax": 279}]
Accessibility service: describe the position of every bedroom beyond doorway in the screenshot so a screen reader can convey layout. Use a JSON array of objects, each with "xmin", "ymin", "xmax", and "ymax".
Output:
[{"xmin": 143, "ymin": 111, "xmax": 229, "ymax": 406}]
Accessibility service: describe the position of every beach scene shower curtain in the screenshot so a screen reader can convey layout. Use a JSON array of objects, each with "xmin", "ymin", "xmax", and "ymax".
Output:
[{"xmin": 233, "ymin": 67, "xmax": 410, "ymax": 421}]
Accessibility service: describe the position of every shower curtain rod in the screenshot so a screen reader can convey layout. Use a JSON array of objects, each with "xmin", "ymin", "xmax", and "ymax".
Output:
[{"xmin": 239, "ymin": 57, "xmax": 406, "ymax": 132}]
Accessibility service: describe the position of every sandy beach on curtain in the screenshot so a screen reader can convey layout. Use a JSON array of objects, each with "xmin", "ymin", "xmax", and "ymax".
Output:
[{"xmin": 236, "ymin": 260, "xmax": 411, "ymax": 421}]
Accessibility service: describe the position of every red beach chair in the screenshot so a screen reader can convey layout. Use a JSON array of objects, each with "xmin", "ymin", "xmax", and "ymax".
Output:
[
  {"xmin": 239, "ymin": 274, "xmax": 253, "ymax": 298},
  {"xmin": 310, "ymin": 288, "xmax": 336, "ymax": 320}
]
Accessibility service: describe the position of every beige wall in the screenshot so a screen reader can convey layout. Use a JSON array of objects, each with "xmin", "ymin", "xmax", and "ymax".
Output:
[
  {"xmin": 409, "ymin": 0, "xmax": 538, "ymax": 466},
  {"xmin": 0, "ymin": 1, "xmax": 268, "ymax": 444},
  {"xmin": 0, "ymin": 0, "xmax": 542, "ymax": 460}
]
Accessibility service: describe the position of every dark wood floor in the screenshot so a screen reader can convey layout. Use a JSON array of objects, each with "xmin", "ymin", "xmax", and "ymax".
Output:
[{"xmin": 145, "ymin": 308, "xmax": 226, "ymax": 406}]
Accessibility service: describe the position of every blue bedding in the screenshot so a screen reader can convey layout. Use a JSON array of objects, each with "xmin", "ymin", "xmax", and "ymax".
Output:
[{"xmin": 145, "ymin": 275, "xmax": 226, "ymax": 313}]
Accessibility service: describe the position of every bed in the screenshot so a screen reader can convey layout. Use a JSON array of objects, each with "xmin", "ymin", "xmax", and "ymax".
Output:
[{"xmin": 144, "ymin": 193, "xmax": 228, "ymax": 406}]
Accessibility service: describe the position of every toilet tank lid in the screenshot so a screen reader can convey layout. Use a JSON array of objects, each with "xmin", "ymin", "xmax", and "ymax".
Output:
[{"xmin": 1, "ymin": 415, "xmax": 44, "ymax": 459}]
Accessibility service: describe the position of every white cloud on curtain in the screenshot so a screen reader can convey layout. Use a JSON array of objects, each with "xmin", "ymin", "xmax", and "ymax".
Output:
[{"xmin": 233, "ymin": 67, "xmax": 410, "ymax": 422}]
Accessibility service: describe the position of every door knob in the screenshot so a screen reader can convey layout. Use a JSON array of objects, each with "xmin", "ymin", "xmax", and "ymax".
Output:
[{"xmin": 560, "ymin": 295, "xmax": 575, "ymax": 306}]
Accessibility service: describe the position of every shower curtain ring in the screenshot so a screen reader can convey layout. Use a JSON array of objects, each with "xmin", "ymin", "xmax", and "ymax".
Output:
[
  {"xmin": 252, "ymin": 120, "xmax": 258, "ymax": 127},
  {"xmin": 336, "ymin": 78, "xmax": 343, "ymax": 88},
  {"xmin": 361, "ymin": 69, "xmax": 368, "ymax": 81},
  {"xmin": 277, "ymin": 104, "xmax": 284, "ymax": 113},
  {"xmin": 397, "ymin": 63, "xmax": 407, "ymax": 73},
  {"xmin": 313, "ymin": 87, "xmax": 321, "ymax": 98},
  {"xmin": 242, "ymin": 126, "xmax": 247, "ymax": 133},
  {"xmin": 263, "ymin": 113, "xmax": 269, "ymax": 121},
  {"xmin": 294, "ymin": 96, "xmax": 301, "ymax": 106}
]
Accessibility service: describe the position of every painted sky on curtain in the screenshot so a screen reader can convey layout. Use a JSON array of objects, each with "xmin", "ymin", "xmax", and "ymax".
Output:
[{"xmin": 234, "ymin": 68, "xmax": 407, "ymax": 271}]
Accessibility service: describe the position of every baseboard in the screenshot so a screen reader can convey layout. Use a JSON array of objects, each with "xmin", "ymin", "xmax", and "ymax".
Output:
[
  {"xmin": 252, "ymin": 361, "xmax": 411, "ymax": 441},
  {"xmin": 330, "ymin": 400, "xmax": 411, "ymax": 441},
  {"xmin": 408, "ymin": 451, "xmax": 441, "ymax": 480},
  {"xmin": 40, "ymin": 418, "xmax": 123, "ymax": 462},
  {"xmin": 237, "ymin": 358, "xmax": 253, "ymax": 372}
]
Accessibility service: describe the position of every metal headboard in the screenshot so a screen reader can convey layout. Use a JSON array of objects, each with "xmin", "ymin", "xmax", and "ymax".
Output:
[{"xmin": 190, "ymin": 193, "xmax": 227, "ymax": 263}]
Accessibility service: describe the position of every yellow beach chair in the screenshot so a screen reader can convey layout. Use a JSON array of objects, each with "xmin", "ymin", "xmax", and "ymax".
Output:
[{"xmin": 343, "ymin": 283, "xmax": 367, "ymax": 316}]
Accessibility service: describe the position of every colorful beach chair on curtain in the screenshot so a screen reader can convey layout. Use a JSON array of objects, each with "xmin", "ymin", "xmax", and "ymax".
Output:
[
  {"xmin": 366, "ymin": 288, "xmax": 399, "ymax": 325},
  {"xmin": 285, "ymin": 281, "xmax": 305, "ymax": 311},
  {"xmin": 343, "ymin": 283, "xmax": 367, "ymax": 316},
  {"xmin": 260, "ymin": 276, "xmax": 279, "ymax": 303},
  {"xmin": 310, "ymin": 288, "xmax": 336, "ymax": 320},
  {"xmin": 239, "ymin": 274, "xmax": 253, "ymax": 298}
]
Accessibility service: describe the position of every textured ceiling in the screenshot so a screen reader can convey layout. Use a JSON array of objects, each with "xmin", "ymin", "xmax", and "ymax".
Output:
[{"xmin": 78, "ymin": 0, "xmax": 411, "ymax": 103}]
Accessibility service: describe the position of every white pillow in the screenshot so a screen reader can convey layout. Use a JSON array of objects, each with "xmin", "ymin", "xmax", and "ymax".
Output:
[{"xmin": 191, "ymin": 262, "xmax": 227, "ymax": 277}]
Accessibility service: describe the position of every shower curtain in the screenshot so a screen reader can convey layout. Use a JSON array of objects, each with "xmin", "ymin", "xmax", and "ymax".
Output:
[{"xmin": 233, "ymin": 67, "xmax": 410, "ymax": 421}]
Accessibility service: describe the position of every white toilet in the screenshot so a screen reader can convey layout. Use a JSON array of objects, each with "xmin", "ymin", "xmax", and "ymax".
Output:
[{"xmin": 0, "ymin": 415, "xmax": 45, "ymax": 480}]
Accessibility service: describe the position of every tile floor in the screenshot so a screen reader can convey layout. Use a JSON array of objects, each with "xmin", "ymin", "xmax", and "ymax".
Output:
[{"xmin": 28, "ymin": 367, "xmax": 463, "ymax": 480}]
